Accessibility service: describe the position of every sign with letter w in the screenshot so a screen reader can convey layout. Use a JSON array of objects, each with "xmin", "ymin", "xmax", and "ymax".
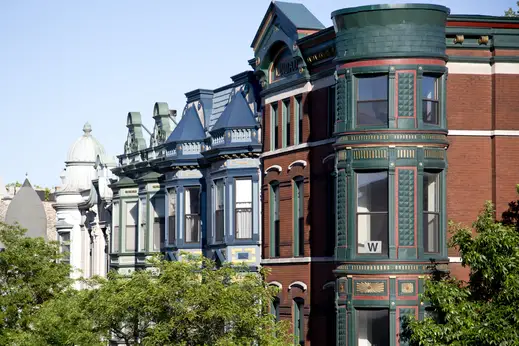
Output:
[{"xmin": 365, "ymin": 241, "xmax": 382, "ymax": 253}]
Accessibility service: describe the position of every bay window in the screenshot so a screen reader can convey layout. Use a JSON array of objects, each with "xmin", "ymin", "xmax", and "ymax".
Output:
[
  {"xmin": 184, "ymin": 186, "xmax": 200, "ymax": 243},
  {"xmin": 423, "ymin": 172, "xmax": 440, "ymax": 253},
  {"xmin": 112, "ymin": 203, "xmax": 119, "ymax": 253},
  {"xmin": 215, "ymin": 180, "xmax": 225, "ymax": 242},
  {"xmin": 235, "ymin": 178, "xmax": 252, "ymax": 239},
  {"xmin": 357, "ymin": 75, "xmax": 388, "ymax": 127},
  {"xmin": 422, "ymin": 76, "xmax": 440, "ymax": 125},
  {"xmin": 357, "ymin": 172, "xmax": 388, "ymax": 255}
]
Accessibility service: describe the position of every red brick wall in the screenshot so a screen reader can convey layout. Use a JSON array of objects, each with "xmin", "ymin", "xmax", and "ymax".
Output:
[{"xmin": 494, "ymin": 75, "xmax": 519, "ymax": 130}]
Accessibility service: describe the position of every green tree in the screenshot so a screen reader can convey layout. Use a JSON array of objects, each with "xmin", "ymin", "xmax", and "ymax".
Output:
[
  {"xmin": 505, "ymin": 1, "xmax": 519, "ymax": 16},
  {"xmin": 0, "ymin": 222, "xmax": 73, "ymax": 345},
  {"xmin": 13, "ymin": 254, "xmax": 292, "ymax": 346},
  {"xmin": 501, "ymin": 184, "xmax": 519, "ymax": 231},
  {"xmin": 403, "ymin": 201, "xmax": 519, "ymax": 345}
]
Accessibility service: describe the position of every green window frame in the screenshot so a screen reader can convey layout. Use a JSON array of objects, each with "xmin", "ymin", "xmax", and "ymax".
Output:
[
  {"xmin": 282, "ymin": 98, "xmax": 290, "ymax": 147},
  {"xmin": 215, "ymin": 179, "xmax": 225, "ymax": 242},
  {"xmin": 356, "ymin": 74, "xmax": 389, "ymax": 127},
  {"xmin": 423, "ymin": 172, "xmax": 440, "ymax": 253},
  {"xmin": 294, "ymin": 95, "xmax": 303, "ymax": 145},
  {"xmin": 293, "ymin": 177, "xmax": 304, "ymax": 257},
  {"xmin": 124, "ymin": 201, "xmax": 138, "ymax": 252},
  {"xmin": 294, "ymin": 298, "xmax": 305, "ymax": 345},
  {"xmin": 271, "ymin": 297, "xmax": 280, "ymax": 322},
  {"xmin": 422, "ymin": 75, "xmax": 440, "ymax": 125},
  {"xmin": 270, "ymin": 182, "xmax": 280, "ymax": 258},
  {"xmin": 271, "ymin": 103, "xmax": 279, "ymax": 150}
]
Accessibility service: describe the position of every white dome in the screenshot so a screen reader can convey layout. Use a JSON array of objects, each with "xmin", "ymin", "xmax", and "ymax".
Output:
[{"xmin": 66, "ymin": 122, "xmax": 105, "ymax": 163}]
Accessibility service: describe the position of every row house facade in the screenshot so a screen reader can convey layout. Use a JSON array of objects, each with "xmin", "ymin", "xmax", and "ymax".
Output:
[{"xmin": 65, "ymin": 1, "xmax": 519, "ymax": 345}]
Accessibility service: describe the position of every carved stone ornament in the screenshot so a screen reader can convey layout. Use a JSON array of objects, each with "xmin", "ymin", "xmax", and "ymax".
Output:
[
  {"xmin": 401, "ymin": 282, "xmax": 414, "ymax": 294},
  {"xmin": 478, "ymin": 35, "xmax": 489, "ymax": 45},
  {"xmin": 356, "ymin": 281, "xmax": 385, "ymax": 294},
  {"xmin": 255, "ymin": 57, "xmax": 260, "ymax": 66},
  {"xmin": 453, "ymin": 34, "xmax": 464, "ymax": 44}
]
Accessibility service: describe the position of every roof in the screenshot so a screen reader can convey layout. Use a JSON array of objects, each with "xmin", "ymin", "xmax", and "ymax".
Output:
[
  {"xmin": 275, "ymin": 1, "xmax": 324, "ymax": 30},
  {"xmin": 166, "ymin": 106, "xmax": 206, "ymax": 143},
  {"xmin": 4, "ymin": 179, "xmax": 47, "ymax": 242},
  {"xmin": 212, "ymin": 92, "xmax": 257, "ymax": 131},
  {"xmin": 208, "ymin": 85, "xmax": 234, "ymax": 130},
  {"xmin": 67, "ymin": 122, "xmax": 106, "ymax": 163}
]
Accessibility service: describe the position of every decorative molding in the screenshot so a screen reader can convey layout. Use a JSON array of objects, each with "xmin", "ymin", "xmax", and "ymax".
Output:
[
  {"xmin": 268, "ymin": 281, "xmax": 283, "ymax": 289},
  {"xmin": 261, "ymin": 256, "xmax": 334, "ymax": 264},
  {"xmin": 449, "ymin": 256, "xmax": 462, "ymax": 263},
  {"xmin": 288, "ymin": 281, "xmax": 308, "ymax": 292},
  {"xmin": 448, "ymin": 130, "xmax": 519, "ymax": 137},
  {"xmin": 260, "ymin": 138, "xmax": 335, "ymax": 158},
  {"xmin": 356, "ymin": 281, "xmax": 385, "ymax": 294},
  {"xmin": 264, "ymin": 165, "xmax": 282, "ymax": 175},
  {"xmin": 287, "ymin": 160, "xmax": 307, "ymax": 171}
]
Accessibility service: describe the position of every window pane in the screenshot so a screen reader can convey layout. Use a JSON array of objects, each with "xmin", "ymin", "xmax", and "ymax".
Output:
[
  {"xmin": 216, "ymin": 180, "xmax": 224, "ymax": 210},
  {"xmin": 358, "ymin": 75, "xmax": 388, "ymax": 101},
  {"xmin": 139, "ymin": 199, "xmax": 146, "ymax": 251},
  {"xmin": 185, "ymin": 187, "xmax": 200, "ymax": 243},
  {"xmin": 422, "ymin": 76, "xmax": 437, "ymax": 99},
  {"xmin": 185, "ymin": 187, "xmax": 200, "ymax": 214},
  {"xmin": 357, "ymin": 172, "xmax": 388, "ymax": 212},
  {"xmin": 284, "ymin": 99, "xmax": 290, "ymax": 147},
  {"xmin": 357, "ymin": 309, "xmax": 389, "ymax": 346},
  {"xmin": 236, "ymin": 179, "xmax": 252, "ymax": 239},
  {"xmin": 125, "ymin": 202, "xmax": 138, "ymax": 252},
  {"xmin": 112, "ymin": 203, "xmax": 119, "ymax": 253},
  {"xmin": 153, "ymin": 219, "xmax": 165, "ymax": 251},
  {"xmin": 423, "ymin": 100, "xmax": 439, "ymax": 125},
  {"xmin": 357, "ymin": 213, "xmax": 388, "ymax": 254},
  {"xmin": 423, "ymin": 173, "xmax": 439, "ymax": 212},
  {"xmin": 357, "ymin": 100, "xmax": 389, "ymax": 126},
  {"xmin": 424, "ymin": 213, "xmax": 439, "ymax": 253},
  {"xmin": 168, "ymin": 189, "xmax": 176, "ymax": 245}
]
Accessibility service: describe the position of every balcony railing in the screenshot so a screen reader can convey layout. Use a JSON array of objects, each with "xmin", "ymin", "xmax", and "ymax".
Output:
[
  {"xmin": 235, "ymin": 207, "xmax": 252, "ymax": 239},
  {"xmin": 184, "ymin": 214, "xmax": 200, "ymax": 243},
  {"xmin": 215, "ymin": 209, "xmax": 224, "ymax": 242}
]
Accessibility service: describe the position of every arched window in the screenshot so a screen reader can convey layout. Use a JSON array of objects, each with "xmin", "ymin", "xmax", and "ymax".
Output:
[{"xmin": 293, "ymin": 297, "xmax": 305, "ymax": 345}]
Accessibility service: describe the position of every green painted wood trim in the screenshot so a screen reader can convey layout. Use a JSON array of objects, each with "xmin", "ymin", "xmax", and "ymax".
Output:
[
  {"xmin": 270, "ymin": 104, "xmax": 276, "ymax": 151},
  {"xmin": 269, "ymin": 183, "xmax": 278, "ymax": 258},
  {"xmin": 389, "ymin": 162, "xmax": 397, "ymax": 259},
  {"xmin": 294, "ymin": 96, "xmax": 301, "ymax": 145},
  {"xmin": 293, "ymin": 180, "xmax": 299, "ymax": 257},
  {"xmin": 332, "ymin": 3, "xmax": 449, "ymax": 17}
]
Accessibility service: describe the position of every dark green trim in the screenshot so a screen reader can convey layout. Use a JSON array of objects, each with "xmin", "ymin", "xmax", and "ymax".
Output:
[
  {"xmin": 332, "ymin": 4, "xmax": 449, "ymax": 17},
  {"xmin": 334, "ymin": 262, "xmax": 448, "ymax": 275},
  {"xmin": 447, "ymin": 55, "xmax": 519, "ymax": 63},
  {"xmin": 334, "ymin": 53, "xmax": 449, "ymax": 64}
]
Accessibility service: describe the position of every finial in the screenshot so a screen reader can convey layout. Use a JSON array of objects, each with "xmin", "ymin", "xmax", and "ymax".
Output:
[{"xmin": 83, "ymin": 122, "xmax": 92, "ymax": 135}]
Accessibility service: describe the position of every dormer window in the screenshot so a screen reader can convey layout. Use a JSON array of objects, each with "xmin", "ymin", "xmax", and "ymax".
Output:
[{"xmin": 357, "ymin": 75, "xmax": 388, "ymax": 127}]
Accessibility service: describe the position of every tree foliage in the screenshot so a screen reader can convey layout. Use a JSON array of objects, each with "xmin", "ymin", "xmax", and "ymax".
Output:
[
  {"xmin": 403, "ymin": 201, "xmax": 519, "ymax": 345},
  {"xmin": 0, "ymin": 223, "xmax": 291, "ymax": 346},
  {"xmin": 505, "ymin": 1, "xmax": 519, "ymax": 16},
  {"xmin": 0, "ymin": 222, "xmax": 72, "ymax": 345},
  {"xmin": 501, "ymin": 184, "xmax": 519, "ymax": 232}
]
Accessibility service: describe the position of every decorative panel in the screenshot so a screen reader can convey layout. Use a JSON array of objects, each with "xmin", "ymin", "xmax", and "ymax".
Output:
[
  {"xmin": 398, "ymin": 308, "xmax": 417, "ymax": 346},
  {"xmin": 337, "ymin": 306, "xmax": 347, "ymax": 346},
  {"xmin": 398, "ymin": 73, "xmax": 415, "ymax": 117},
  {"xmin": 424, "ymin": 148, "xmax": 445, "ymax": 159},
  {"xmin": 398, "ymin": 169, "xmax": 415, "ymax": 247},
  {"xmin": 398, "ymin": 280, "xmax": 417, "ymax": 297},
  {"xmin": 353, "ymin": 279, "xmax": 388, "ymax": 296},
  {"xmin": 352, "ymin": 148, "xmax": 388, "ymax": 160},
  {"xmin": 336, "ymin": 169, "xmax": 347, "ymax": 248},
  {"xmin": 336, "ymin": 76, "xmax": 346, "ymax": 123}
]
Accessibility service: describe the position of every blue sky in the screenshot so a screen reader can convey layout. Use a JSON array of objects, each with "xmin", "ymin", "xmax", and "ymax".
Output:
[{"xmin": 0, "ymin": 0, "xmax": 512, "ymax": 187}]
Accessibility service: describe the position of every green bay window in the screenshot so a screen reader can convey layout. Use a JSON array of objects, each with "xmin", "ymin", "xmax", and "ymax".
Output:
[
  {"xmin": 125, "ymin": 201, "xmax": 138, "ymax": 252},
  {"xmin": 151, "ymin": 195, "xmax": 165, "ymax": 251},
  {"xmin": 356, "ymin": 75, "xmax": 388, "ymax": 127},
  {"xmin": 293, "ymin": 177, "xmax": 304, "ymax": 257},
  {"xmin": 422, "ymin": 76, "xmax": 440, "ymax": 125},
  {"xmin": 167, "ymin": 188, "xmax": 176, "ymax": 245},
  {"xmin": 356, "ymin": 172, "xmax": 388, "ymax": 255},
  {"xmin": 184, "ymin": 186, "xmax": 200, "ymax": 243},
  {"xmin": 235, "ymin": 178, "xmax": 253, "ymax": 239},
  {"xmin": 423, "ymin": 172, "xmax": 440, "ymax": 253},
  {"xmin": 294, "ymin": 298, "xmax": 305, "ymax": 346},
  {"xmin": 215, "ymin": 180, "xmax": 225, "ymax": 242},
  {"xmin": 270, "ymin": 182, "xmax": 280, "ymax": 258},
  {"xmin": 357, "ymin": 309, "xmax": 389, "ymax": 346}
]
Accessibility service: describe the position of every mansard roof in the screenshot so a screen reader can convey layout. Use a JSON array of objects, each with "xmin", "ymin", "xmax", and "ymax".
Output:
[
  {"xmin": 208, "ymin": 85, "xmax": 234, "ymax": 130},
  {"xmin": 212, "ymin": 91, "xmax": 257, "ymax": 132},
  {"xmin": 166, "ymin": 106, "xmax": 205, "ymax": 143}
]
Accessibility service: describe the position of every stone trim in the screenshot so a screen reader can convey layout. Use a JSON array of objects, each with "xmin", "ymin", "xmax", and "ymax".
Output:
[
  {"xmin": 448, "ymin": 130, "xmax": 519, "ymax": 136},
  {"xmin": 261, "ymin": 256, "xmax": 334, "ymax": 264},
  {"xmin": 447, "ymin": 62, "xmax": 519, "ymax": 75},
  {"xmin": 264, "ymin": 75, "xmax": 335, "ymax": 104},
  {"xmin": 260, "ymin": 138, "xmax": 335, "ymax": 158},
  {"xmin": 449, "ymin": 256, "xmax": 462, "ymax": 263}
]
